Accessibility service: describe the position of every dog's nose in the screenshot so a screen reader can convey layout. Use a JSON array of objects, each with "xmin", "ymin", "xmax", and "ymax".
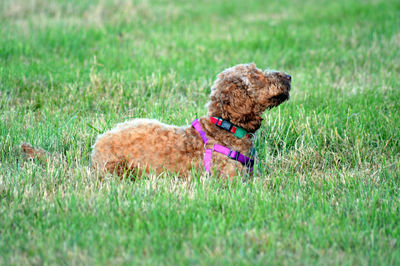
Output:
[{"xmin": 285, "ymin": 74, "xmax": 291, "ymax": 81}]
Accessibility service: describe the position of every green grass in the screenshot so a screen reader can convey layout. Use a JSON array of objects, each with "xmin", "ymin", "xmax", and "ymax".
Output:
[{"xmin": 1, "ymin": 0, "xmax": 400, "ymax": 264}]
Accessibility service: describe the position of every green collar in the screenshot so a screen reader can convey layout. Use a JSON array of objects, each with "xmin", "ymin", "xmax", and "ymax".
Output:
[{"xmin": 210, "ymin": 117, "xmax": 250, "ymax": 139}]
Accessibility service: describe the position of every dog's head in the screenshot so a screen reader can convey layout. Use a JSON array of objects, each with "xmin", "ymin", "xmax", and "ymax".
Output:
[{"xmin": 208, "ymin": 63, "xmax": 291, "ymax": 132}]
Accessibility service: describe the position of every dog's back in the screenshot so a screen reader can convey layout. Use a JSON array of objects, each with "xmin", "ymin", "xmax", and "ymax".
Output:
[{"xmin": 91, "ymin": 119, "xmax": 203, "ymax": 176}]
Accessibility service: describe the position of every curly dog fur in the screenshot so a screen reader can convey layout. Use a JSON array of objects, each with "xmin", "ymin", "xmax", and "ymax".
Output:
[{"xmin": 91, "ymin": 63, "xmax": 291, "ymax": 178}]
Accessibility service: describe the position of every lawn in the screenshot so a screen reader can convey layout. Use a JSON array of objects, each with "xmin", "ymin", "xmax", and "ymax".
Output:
[{"xmin": 1, "ymin": 0, "xmax": 399, "ymax": 264}]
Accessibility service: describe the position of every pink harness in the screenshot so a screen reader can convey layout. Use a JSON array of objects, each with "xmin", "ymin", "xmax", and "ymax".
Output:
[{"xmin": 191, "ymin": 119, "xmax": 254, "ymax": 175}]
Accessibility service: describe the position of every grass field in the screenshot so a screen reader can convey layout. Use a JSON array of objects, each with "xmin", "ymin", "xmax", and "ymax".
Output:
[{"xmin": 1, "ymin": 0, "xmax": 400, "ymax": 264}]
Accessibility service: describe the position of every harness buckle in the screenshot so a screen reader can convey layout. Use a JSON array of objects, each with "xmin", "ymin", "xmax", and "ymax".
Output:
[{"xmin": 228, "ymin": 150, "xmax": 240, "ymax": 161}]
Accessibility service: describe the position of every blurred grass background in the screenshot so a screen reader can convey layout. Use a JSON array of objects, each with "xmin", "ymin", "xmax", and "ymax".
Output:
[{"xmin": 0, "ymin": 0, "xmax": 399, "ymax": 264}]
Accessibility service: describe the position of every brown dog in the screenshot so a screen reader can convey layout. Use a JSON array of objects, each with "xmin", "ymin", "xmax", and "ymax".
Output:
[{"xmin": 91, "ymin": 63, "xmax": 291, "ymax": 178}]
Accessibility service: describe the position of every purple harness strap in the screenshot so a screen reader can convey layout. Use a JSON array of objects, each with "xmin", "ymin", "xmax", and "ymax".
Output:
[{"xmin": 191, "ymin": 119, "xmax": 254, "ymax": 175}]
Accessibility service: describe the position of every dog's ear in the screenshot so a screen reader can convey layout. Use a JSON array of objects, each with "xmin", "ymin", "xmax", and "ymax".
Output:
[
  {"xmin": 220, "ymin": 83, "xmax": 254, "ymax": 116},
  {"xmin": 219, "ymin": 83, "xmax": 262, "ymax": 131}
]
